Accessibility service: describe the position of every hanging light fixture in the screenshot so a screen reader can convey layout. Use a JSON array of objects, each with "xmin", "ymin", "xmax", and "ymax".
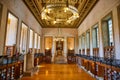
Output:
[{"xmin": 54, "ymin": 27, "xmax": 64, "ymax": 41}]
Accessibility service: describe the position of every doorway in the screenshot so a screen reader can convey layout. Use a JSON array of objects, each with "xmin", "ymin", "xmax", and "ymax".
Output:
[{"xmin": 56, "ymin": 40, "xmax": 63, "ymax": 56}]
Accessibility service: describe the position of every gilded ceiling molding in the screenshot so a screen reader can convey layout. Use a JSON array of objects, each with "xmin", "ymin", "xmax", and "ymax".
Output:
[{"xmin": 23, "ymin": 0, "xmax": 98, "ymax": 28}]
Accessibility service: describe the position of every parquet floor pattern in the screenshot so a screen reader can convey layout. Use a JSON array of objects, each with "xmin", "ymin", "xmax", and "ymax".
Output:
[{"xmin": 21, "ymin": 64, "xmax": 95, "ymax": 80}]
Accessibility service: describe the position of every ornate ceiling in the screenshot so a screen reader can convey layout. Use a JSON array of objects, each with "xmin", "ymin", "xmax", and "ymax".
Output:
[{"xmin": 23, "ymin": 0, "xmax": 98, "ymax": 28}]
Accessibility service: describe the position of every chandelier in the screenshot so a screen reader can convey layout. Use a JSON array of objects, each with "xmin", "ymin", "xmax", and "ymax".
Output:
[
  {"xmin": 54, "ymin": 28, "xmax": 64, "ymax": 41},
  {"xmin": 41, "ymin": 2, "xmax": 79, "ymax": 24}
]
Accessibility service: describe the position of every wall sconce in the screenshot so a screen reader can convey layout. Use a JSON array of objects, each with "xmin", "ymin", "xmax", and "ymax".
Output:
[
  {"xmin": 46, "ymin": 48, "xmax": 50, "ymax": 50},
  {"xmin": 69, "ymin": 48, "xmax": 73, "ymax": 50}
]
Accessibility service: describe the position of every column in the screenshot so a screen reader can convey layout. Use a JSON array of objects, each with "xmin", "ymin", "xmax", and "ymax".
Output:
[
  {"xmin": 113, "ymin": 7, "xmax": 120, "ymax": 59},
  {"xmin": 51, "ymin": 36, "xmax": 55, "ymax": 62},
  {"xmin": 84, "ymin": 33, "xmax": 87, "ymax": 55},
  {"xmin": 99, "ymin": 21, "xmax": 104, "ymax": 57},
  {"xmin": 64, "ymin": 37, "xmax": 67, "ymax": 57}
]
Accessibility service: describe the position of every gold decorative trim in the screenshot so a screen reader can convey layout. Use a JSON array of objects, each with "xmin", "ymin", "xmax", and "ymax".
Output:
[{"xmin": 23, "ymin": 0, "xmax": 98, "ymax": 28}]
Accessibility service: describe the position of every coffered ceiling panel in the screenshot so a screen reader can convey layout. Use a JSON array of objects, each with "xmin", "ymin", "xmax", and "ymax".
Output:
[{"xmin": 23, "ymin": 0, "xmax": 98, "ymax": 28}]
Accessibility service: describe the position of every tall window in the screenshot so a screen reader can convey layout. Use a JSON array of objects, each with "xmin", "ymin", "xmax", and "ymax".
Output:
[
  {"xmin": 86, "ymin": 30, "xmax": 90, "ymax": 49},
  {"xmin": 108, "ymin": 19, "xmax": 113, "ymax": 46},
  {"xmin": 79, "ymin": 36, "xmax": 81, "ymax": 50},
  {"xmin": 102, "ymin": 14, "xmax": 114, "ymax": 47},
  {"xmin": 37, "ymin": 35, "xmax": 41, "ymax": 53},
  {"xmin": 5, "ymin": 13, "xmax": 18, "ymax": 46},
  {"xmin": 37, "ymin": 36, "xmax": 41, "ymax": 49},
  {"xmin": 82, "ymin": 34, "xmax": 85, "ymax": 49},
  {"xmin": 4, "ymin": 12, "xmax": 18, "ymax": 56},
  {"xmin": 92, "ymin": 24, "xmax": 99, "ymax": 48},
  {"xmin": 20, "ymin": 23, "xmax": 28, "ymax": 54},
  {"xmin": 34, "ymin": 33, "xmax": 38, "ymax": 49},
  {"xmin": 29, "ymin": 29, "xmax": 33, "ymax": 48}
]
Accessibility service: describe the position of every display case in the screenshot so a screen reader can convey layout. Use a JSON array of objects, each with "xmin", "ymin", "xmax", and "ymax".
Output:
[
  {"xmin": 76, "ymin": 54, "xmax": 120, "ymax": 80},
  {"xmin": 104, "ymin": 46, "xmax": 114, "ymax": 59},
  {"xmin": 34, "ymin": 53, "xmax": 43, "ymax": 66},
  {"xmin": 67, "ymin": 52, "xmax": 76, "ymax": 64},
  {"xmin": 93, "ymin": 48, "xmax": 99, "ymax": 57},
  {"xmin": 0, "ymin": 55, "xmax": 24, "ymax": 80},
  {"xmin": 86, "ymin": 49, "xmax": 90, "ymax": 56},
  {"xmin": 82, "ymin": 49, "xmax": 85, "ymax": 55},
  {"xmin": 4, "ymin": 46, "xmax": 15, "ymax": 56}
]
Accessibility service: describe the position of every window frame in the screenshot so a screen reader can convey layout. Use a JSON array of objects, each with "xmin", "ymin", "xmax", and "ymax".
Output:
[
  {"xmin": 81, "ymin": 33, "xmax": 85, "ymax": 49},
  {"xmin": 4, "ymin": 11, "xmax": 19, "ymax": 55},
  {"xmin": 29, "ymin": 28, "xmax": 34, "ymax": 48},
  {"xmin": 92, "ymin": 24, "xmax": 99, "ymax": 48},
  {"xmin": 78, "ymin": 36, "xmax": 82, "ymax": 50},
  {"xmin": 5, "ymin": 11, "xmax": 19, "ymax": 45},
  {"xmin": 107, "ymin": 18, "xmax": 113, "ymax": 46},
  {"xmin": 19, "ymin": 22, "xmax": 28, "ymax": 54},
  {"xmin": 86, "ymin": 29, "xmax": 90, "ymax": 49},
  {"xmin": 101, "ymin": 12, "xmax": 114, "ymax": 47}
]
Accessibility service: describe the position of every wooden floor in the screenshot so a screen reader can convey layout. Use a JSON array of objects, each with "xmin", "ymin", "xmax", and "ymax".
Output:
[{"xmin": 21, "ymin": 64, "xmax": 95, "ymax": 80}]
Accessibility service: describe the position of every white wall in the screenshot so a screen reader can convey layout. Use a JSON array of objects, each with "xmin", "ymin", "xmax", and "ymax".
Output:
[
  {"xmin": 42, "ymin": 28, "xmax": 78, "ymax": 54},
  {"xmin": 78, "ymin": 0, "xmax": 120, "ymax": 59},
  {"xmin": 0, "ymin": 0, "xmax": 42, "ymax": 55}
]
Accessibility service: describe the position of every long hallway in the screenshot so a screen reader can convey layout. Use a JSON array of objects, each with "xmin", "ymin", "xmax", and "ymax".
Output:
[
  {"xmin": 21, "ymin": 64, "xmax": 95, "ymax": 80},
  {"xmin": 0, "ymin": 0, "xmax": 120, "ymax": 80}
]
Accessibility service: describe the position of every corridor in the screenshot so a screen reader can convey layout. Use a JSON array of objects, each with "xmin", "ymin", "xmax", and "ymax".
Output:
[{"xmin": 21, "ymin": 64, "xmax": 95, "ymax": 80}]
